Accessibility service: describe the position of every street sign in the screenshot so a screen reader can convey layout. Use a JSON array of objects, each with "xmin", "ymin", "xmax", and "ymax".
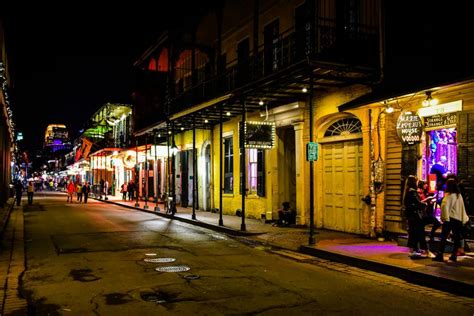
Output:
[{"xmin": 306, "ymin": 142, "xmax": 318, "ymax": 161}]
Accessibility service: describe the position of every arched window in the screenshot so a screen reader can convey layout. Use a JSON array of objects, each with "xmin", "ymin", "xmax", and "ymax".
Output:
[
  {"xmin": 148, "ymin": 58, "xmax": 157, "ymax": 71},
  {"xmin": 324, "ymin": 117, "xmax": 362, "ymax": 137}
]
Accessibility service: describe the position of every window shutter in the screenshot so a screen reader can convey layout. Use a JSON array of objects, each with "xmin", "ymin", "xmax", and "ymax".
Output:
[
  {"xmin": 257, "ymin": 149, "xmax": 265, "ymax": 197},
  {"xmin": 458, "ymin": 111, "xmax": 474, "ymax": 214}
]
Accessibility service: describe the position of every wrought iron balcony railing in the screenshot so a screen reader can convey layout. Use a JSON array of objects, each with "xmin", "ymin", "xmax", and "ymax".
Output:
[{"xmin": 172, "ymin": 18, "xmax": 379, "ymax": 113}]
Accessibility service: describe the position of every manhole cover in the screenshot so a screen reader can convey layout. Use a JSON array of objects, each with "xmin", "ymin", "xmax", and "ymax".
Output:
[
  {"xmin": 140, "ymin": 293, "xmax": 166, "ymax": 303},
  {"xmin": 183, "ymin": 274, "xmax": 200, "ymax": 280},
  {"xmin": 144, "ymin": 258, "xmax": 176, "ymax": 263},
  {"xmin": 155, "ymin": 265, "xmax": 191, "ymax": 273}
]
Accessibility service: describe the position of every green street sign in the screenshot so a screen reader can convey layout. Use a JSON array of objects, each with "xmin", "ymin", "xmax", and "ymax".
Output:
[{"xmin": 306, "ymin": 142, "xmax": 318, "ymax": 161}]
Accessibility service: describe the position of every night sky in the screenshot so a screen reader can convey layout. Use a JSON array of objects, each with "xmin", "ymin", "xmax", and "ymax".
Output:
[
  {"xmin": 2, "ymin": 2, "xmax": 472, "ymax": 156},
  {"xmin": 2, "ymin": 2, "xmax": 208, "ymax": 155}
]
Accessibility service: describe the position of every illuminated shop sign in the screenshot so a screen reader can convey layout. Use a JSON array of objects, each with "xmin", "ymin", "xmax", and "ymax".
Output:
[
  {"xmin": 423, "ymin": 112, "xmax": 457, "ymax": 130},
  {"xmin": 123, "ymin": 151, "xmax": 137, "ymax": 169},
  {"xmin": 239, "ymin": 121, "xmax": 276, "ymax": 149},
  {"xmin": 418, "ymin": 100, "xmax": 462, "ymax": 117},
  {"xmin": 396, "ymin": 111, "xmax": 423, "ymax": 145}
]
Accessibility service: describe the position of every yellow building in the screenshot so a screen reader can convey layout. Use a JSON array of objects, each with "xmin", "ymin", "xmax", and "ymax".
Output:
[
  {"xmin": 134, "ymin": 0, "xmax": 382, "ymax": 234},
  {"xmin": 340, "ymin": 78, "xmax": 474, "ymax": 234}
]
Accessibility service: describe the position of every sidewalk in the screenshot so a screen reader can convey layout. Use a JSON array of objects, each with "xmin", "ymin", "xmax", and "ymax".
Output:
[{"xmin": 95, "ymin": 194, "xmax": 474, "ymax": 297}]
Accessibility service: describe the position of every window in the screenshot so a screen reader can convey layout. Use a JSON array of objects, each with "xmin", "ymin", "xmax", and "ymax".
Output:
[
  {"xmin": 248, "ymin": 149, "xmax": 265, "ymax": 196},
  {"xmin": 224, "ymin": 137, "xmax": 233, "ymax": 193},
  {"xmin": 324, "ymin": 118, "xmax": 362, "ymax": 137}
]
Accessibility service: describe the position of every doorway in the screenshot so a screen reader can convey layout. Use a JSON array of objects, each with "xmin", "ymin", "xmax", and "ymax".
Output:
[{"xmin": 277, "ymin": 127, "xmax": 297, "ymax": 215}]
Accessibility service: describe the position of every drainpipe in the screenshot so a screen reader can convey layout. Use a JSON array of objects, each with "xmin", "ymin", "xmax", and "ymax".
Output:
[{"xmin": 308, "ymin": 71, "xmax": 316, "ymax": 245}]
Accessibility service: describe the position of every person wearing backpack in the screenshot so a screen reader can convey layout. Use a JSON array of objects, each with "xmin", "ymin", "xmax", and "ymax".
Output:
[{"xmin": 433, "ymin": 178, "xmax": 470, "ymax": 262}]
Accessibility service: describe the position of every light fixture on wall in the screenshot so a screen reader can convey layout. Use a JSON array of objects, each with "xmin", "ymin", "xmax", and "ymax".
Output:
[
  {"xmin": 385, "ymin": 103, "xmax": 394, "ymax": 113},
  {"xmin": 422, "ymin": 91, "xmax": 438, "ymax": 107},
  {"xmin": 302, "ymin": 87, "xmax": 308, "ymax": 93},
  {"xmin": 259, "ymin": 100, "xmax": 264, "ymax": 106}
]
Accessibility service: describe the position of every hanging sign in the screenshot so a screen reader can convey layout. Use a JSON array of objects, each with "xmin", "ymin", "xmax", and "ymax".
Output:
[
  {"xmin": 239, "ymin": 121, "xmax": 276, "ymax": 149},
  {"xmin": 396, "ymin": 111, "xmax": 423, "ymax": 145},
  {"xmin": 423, "ymin": 112, "xmax": 457, "ymax": 130},
  {"xmin": 123, "ymin": 151, "xmax": 137, "ymax": 169}
]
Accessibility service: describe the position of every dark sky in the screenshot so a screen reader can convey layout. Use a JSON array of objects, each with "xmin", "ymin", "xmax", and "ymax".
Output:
[{"xmin": 2, "ymin": 3, "xmax": 207, "ymax": 154}]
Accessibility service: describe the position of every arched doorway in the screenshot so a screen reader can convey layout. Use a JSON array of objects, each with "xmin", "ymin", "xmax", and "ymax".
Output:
[{"xmin": 321, "ymin": 117, "xmax": 364, "ymax": 234}]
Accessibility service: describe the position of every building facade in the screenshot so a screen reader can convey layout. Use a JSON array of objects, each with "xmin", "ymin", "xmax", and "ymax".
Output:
[
  {"xmin": 340, "ymin": 79, "xmax": 474, "ymax": 234},
  {"xmin": 0, "ymin": 20, "xmax": 15, "ymax": 205},
  {"xmin": 133, "ymin": 0, "xmax": 382, "ymax": 234}
]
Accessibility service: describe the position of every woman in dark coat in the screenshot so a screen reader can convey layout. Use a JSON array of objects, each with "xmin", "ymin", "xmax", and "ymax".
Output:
[{"xmin": 403, "ymin": 175, "xmax": 431, "ymax": 258}]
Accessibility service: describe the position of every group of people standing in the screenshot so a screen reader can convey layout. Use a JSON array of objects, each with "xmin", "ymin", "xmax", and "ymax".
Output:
[
  {"xmin": 404, "ymin": 162, "xmax": 470, "ymax": 262},
  {"xmin": 120, "ymin": 181, "xmax": 136, "ymax": 201},
  {"xmin": 66, "ymin": 180, "xmax": 90, "ymax": 203}
]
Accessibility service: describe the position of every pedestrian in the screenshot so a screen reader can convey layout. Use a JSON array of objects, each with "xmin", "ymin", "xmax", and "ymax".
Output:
[
  {"xmin": 274, "ymin": 202, "xmax": 296, "ymax": 227},
  {"xmin": 76, "ymin": 182, "xmax": 83, "ymax": 203},
  {"xmin": 433, "ymin": 178, "xmax": 470, "ymax": 262},
  {"xmin": 99, "ymin": 179, "xmax": 105, "ymax": 200},
  {"xmin": 14, "ymin": 180, "xmax": 23, "ymax": 206},
  {"xmin": 417, "ymin": 180, "xmax": 441, "ymax": 242},
  {"xmin": 104, "ymin": 179, "xmax": 109, "ymax": 200},
  {"xmin": 403, "ymin": 175, "xmax": 432, "ymax": 258},
  {"xmin": 27, "ymin": 181, "xmax": 35, "ymax": 205},
  {"xmin": 67, "ymin": 180, "xmax": 75, "ymax": 203},
  {"xmin": 121, "ymin": 183, "xmax": 127, "ymax": 201},
  {"xmin": 127, "ymin": 181, "xmax": 134, "ymax": 201},
  {"xmin": 82, "ymin": 182, "xmax": 90, "ymax": 203}
]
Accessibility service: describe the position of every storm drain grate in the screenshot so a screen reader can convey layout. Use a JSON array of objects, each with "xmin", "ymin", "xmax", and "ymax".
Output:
[
  {"xmin": 155, "ymin": 265, "xmax": 190, "ymax": 273},
  {"xmin": 144, "ymin": 258, "xmax": 176, "ymax": 263}
]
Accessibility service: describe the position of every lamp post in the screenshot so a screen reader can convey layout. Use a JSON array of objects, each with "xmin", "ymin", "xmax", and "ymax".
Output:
[
  {"xmin": 144, "ymin": 134, "xmax": 149, "ymax": 209},
  {"xmin": 134, "ymin": 139, "xmax": 140, "ymax": 208},
  {"xmin": 154, "ymin": 130, "xmax": 160, "ymax": 212}
]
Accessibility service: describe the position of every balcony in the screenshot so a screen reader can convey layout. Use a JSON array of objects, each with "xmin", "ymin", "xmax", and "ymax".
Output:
[{"xmin": 172, "ymin": 18, "xmax": 379, "ymax": 114}]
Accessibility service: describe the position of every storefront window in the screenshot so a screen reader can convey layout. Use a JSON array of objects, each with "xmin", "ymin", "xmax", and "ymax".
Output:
[
  {"xmin": 224, "ymin": 137, "xmax": 233, "ymax": 193},
  {"xmin": 248, "ymin": 149, "xmax": 265, "ymax": 196}
]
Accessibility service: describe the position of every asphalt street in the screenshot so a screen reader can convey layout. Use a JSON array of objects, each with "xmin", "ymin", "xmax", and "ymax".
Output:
[{"xmin": 19, "ymin": 192, "xmax": 474, "ymax": 315}]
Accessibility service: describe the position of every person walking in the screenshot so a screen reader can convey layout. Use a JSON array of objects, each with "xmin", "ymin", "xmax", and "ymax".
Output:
[
  {"xmin": 104, "ymin": 179, "xmax": 109, "ymax": 200},
  {"xmin": 433, "ymin": 178, "xmax": 470, "ymax": 262},
  {"xmin": 99, "ymin": 179, "xmax": 105, "ymax": 200},
  {"xmin": 127, "ymin": 181, "xmax": 134, "ymax": 201},
  {"xmin": 27, "ymin": 181, "xmax": 35, "ymax": 205},
  {"xmin": 14, "ymin": 180, "xmax": 23, "ymax": 206},
  {"xmin": 121, "ymin": 183, "xmax": 127, "ymax": 201},
  {"xmin": 67, "ymin": 180, "xmax": 75, "ymax": 203},
  {"xmin": 82, "ymin": 182, "xmax": 90, "ymax": 204},
  {"xmin": 76, "ymin": 182, "xmax": 83, "ymax": 203},
  {"xmin": 403, "ymin": 175, "xmax": 431, "ymax": 258}
]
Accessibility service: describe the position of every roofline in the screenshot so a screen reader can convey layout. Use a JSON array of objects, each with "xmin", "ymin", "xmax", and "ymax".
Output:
[{"xmin": 338, "ymin": 75, "xmax": 474, "ymax": 111}]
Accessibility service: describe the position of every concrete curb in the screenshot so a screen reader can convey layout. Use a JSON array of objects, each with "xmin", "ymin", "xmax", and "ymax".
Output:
[
  {"xmin": 299, "ymin": 245, "xmax": 474, "ymax": 298},
  {"xmin": 92, "ymin": 198, "xmax": 263, "ymax": 237}
]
